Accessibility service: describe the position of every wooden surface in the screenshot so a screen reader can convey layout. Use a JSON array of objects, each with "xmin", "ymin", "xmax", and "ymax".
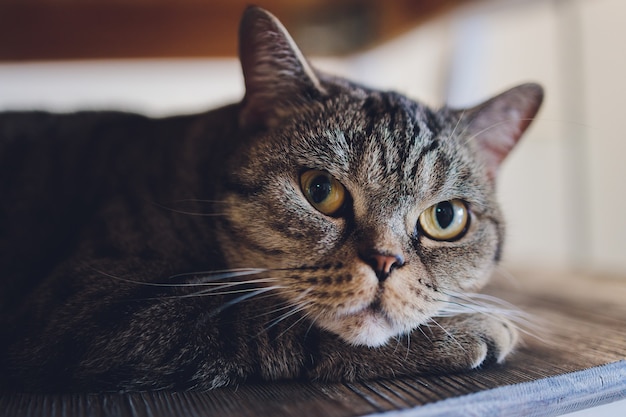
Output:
[
  {"xmin": 0, "ymin": 0, "xmax": 468, "ymax": 61},
  {"xmin": 1, "ymin": 269, "xmax": 625, "ymax": 416}
]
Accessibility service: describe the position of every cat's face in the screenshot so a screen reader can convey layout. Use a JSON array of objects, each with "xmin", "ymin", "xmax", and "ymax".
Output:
[
  {"xmin": 215, "ymin": 7, "xmax": 542, "ymax": 347},
  {"xmin": 218, "ymin": 87, "xmax": 502, "ymax": 346}
]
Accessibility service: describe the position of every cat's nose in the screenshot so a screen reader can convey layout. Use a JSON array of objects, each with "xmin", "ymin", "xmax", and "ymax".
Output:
[{"xmin": 362, "ymin": 250, "xmax": 405, "ymax": 282}]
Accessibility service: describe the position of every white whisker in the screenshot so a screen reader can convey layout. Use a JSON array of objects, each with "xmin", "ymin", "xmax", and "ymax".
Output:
[
  {"xmin": 436, "ymin": 290, "xmax": 543, "ymax": 339},
  {"xmin": 166, "ymin": 198, "xmax": 230, "ymax": 204},
  {"xmin": 461, "ymin": 117, "xmax": 538, "ymax": 146},
  {"xmin": 210, "ymin": 286, "xmax": 279, "ymax": 317},
  {"xmin": 149, "ymin": 201, "xmax": 226, "ymax": 217},
  {"xmin": 427, "ymin": 317, "xmax": 466, "ymax": 352},
  {"xmin": 88, "ymin": 266, "xmax": 267, "ymax": 287},
  {"xmin": 266, "ymin": 305, "xmax": 313, "ymax": 341},
  {"xmin": 169, "ymin": 268, "xmax": 267, "ymax": 282},
  {"xmin": 174, "ymin": 279, "xmax": 282, "ymax": 299},
  {"xmin": 447, "ymin": 109, "xmax": 466, "ymax": 142},
  {"xmin": 493, "ymin": 265, "xmax": 523, "ymax": 289},
  {"xmin": 263, "ymin": 302, "xmax": 311, "ymax": 334}
]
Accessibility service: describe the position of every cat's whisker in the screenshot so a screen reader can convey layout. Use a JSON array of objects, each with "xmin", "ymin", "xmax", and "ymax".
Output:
[
  {"xmin": 168, "ymin": 268, "xmax": 267, "ymax": 282},
  {"xmin": 493, "ymin": 265, "xmax": 523, "ymax": 289},
  {"xmin": 266, "ymin": 305, "xmax": 314, "ymax": 341},
  {"xmin": 405, "ymin": 331, "xmax": 412, "ymax": 361},
  {"xmin": 303, "ymin": 310, "xmax": 324, "ymax": 341},
  {"xmin": 250, "ymin": 289, "xmax": 311, "ymax": 317},
  {"xmin": 175, "ymin": 279, "xmax": 283, "ymax": 299},
  {"xmin": 262, "ymin": 301, "xmax": 311, "ymax": 334},
  {"xmin": 149, "ymin": 201, "xmax": 227, "ymax": 217},
  {"xmin": 87, "ymin": 266, "xmax": 268, "ymax": 288},
  {"xmin": 440, "ymin": 291, "xmax": 532, "ymax": 321},
  {"xmin": 447, "ymin": 108, "xmax": 466, "ymax": 142},
  {"xmin": 436, "ymin": 290, "xmax": 544, "ymax": 339},
  {"xmin": 391, "ymin": 335, "xmax": 402, "ymax": 355},
  {"xmin": 416, "ymin": 322, "xmax": 433, "ymax": 340},
  {"xmin": 461, "ymin": 117, "xmax": 538, "ymax": 147},
  {"xmin": 426, "ymin": 317, "xmax": 466, "ymax": 352},
  {"xmin": 165, "ymin": 198, "xmax": 231, "ymax": 204},
  {"xmin": 209, "ymin": 286, "xmax": 280, "ymax": 317},
  {"xmin": 130, "ymin": 281, "xmax": 283, "ymax": 303},
  {"xmin": 441, "ymin": 290, "xmax": 521, "ymax": 310}
]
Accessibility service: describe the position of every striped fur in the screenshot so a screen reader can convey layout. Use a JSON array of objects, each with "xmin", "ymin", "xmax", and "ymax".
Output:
[{"xmin": 0, "ymin": 7, "xmax": 542, "ymax": 391}]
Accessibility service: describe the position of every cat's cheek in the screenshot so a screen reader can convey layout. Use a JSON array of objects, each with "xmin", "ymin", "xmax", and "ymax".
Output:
[
  {"xmin": 459, "ymin": 262, "xmax": 496, "ymax": 292},
  {"xmin": 382, "ymin": 274, "xmax": 442, "ymax": 326}
]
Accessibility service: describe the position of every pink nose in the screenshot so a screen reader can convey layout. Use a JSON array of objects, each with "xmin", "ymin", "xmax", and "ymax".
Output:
[{"xmin": 363, "ymin": 251, "xmax": 405, "ymax": 281}]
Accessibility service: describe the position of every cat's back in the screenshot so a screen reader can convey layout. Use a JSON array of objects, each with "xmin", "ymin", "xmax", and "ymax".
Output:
[
  {"xmin": 0, "ymin": 107, "xmax": 236, "ymax": 315},
  {"xmin": 0, "ymin": 109, "xmax": 168, "ymax": 229}
]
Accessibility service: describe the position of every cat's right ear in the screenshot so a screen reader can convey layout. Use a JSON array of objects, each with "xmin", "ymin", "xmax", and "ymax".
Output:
[
  {"xmin": 238, "ymin": 6, "xmax": 327, "ymax": 130},
  {"xmin": 456, "ymin": 83, "xmax": 544, "ymax": 181}
]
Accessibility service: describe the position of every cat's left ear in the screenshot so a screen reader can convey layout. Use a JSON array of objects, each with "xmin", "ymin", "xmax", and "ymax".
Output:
[
  {"xmin": 238, "ymin": 6, "xmax": 327, "ymax": 129},
  {"xmin": 457, "ymin": 83, "xmax": 544, "ymax": 181}
]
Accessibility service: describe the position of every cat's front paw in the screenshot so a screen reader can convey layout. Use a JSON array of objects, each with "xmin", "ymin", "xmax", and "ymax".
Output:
[{"xmin": 432, "ymin": 313, "xmax": 519, "ymax": 370}]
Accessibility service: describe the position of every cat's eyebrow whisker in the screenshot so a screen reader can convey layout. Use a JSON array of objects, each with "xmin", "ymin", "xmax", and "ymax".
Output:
[
  {"xmin": 447, "ymin": 109, "xmax": 466, "ymax": 142},
  {"xmin": 461, "ymin": 117, "xmax": 538, "ymax": 146}
]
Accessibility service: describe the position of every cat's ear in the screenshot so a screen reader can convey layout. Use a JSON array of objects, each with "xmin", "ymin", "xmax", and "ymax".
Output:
[
  {"xmin": 238, "ymin": 6, "xmax": 327, "ymax": 129},
  {"xmin": 457, "ymin": 83, "xmax": 544, "ymax": 180}
]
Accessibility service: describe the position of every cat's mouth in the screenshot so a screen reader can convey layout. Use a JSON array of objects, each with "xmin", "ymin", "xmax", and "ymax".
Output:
[
  {"xmin": 318, "ymin": 296, "xmax": 404, "ymax": 347},
  {"xmin": 331, "ymin": 305, "xmax": 398, "ymax": 347},
  {"xmin": 315, "ymin": 284, "xmax": 440, "ymax": 347}
]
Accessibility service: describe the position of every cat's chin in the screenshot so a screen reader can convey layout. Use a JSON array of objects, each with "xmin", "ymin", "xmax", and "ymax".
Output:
[{"xmin": 320, "ymin": 308, "xmax": 413, "ymax": 348}]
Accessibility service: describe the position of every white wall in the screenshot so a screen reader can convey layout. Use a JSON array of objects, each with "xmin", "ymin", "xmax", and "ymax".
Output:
[
  {"xmin": 1, "ymin": 0, "xmax": 624, "ymax": 275},
  {"xmin": 438, "ymin": 0, "xmax": 626, "ymax": 275},
  {"xmin": 0, "ymin": 59, "xmax": 244, "ymax": 116},
  {"xmin": 579, "ymin": 0, "xmax": 626, "ymax": 274},
  {"xmin": 328, "ymin": 0, "xmax": 626, "ymax": 276}
]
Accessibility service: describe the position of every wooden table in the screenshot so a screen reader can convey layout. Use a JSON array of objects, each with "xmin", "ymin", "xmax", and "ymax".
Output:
[{"xmin": 2, "ymin": 269, "xmax": 625, "ymax": 417}]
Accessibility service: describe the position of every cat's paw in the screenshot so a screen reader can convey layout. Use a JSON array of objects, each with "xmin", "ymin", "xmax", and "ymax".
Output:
[{"xmin": 433, "ymin": 313, "xmax": 519, "ymax": 370}]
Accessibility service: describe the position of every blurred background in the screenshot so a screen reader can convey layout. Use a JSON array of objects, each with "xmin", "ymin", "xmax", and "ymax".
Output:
[{"xmin": 1, "ymin": 0, "xmax": 625, "ymax": 278}]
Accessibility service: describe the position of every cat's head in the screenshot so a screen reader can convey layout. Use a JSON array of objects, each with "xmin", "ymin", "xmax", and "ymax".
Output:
[{"xmin": 215, "ymin": 7, "xmax": 543, "ymax": 347}]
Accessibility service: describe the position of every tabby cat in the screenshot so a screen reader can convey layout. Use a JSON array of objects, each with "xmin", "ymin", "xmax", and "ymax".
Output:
[{"xmin": 0, "ymin": 7, "xmax": 543, "ymax": 392}]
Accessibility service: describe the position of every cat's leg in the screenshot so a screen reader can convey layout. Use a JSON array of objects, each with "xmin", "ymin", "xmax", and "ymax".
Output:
[{"xmin": 306, "ymin": 314, "xmax": 518, "ymax": 381}]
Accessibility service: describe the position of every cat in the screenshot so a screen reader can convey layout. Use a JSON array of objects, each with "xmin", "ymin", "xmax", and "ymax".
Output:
[{"xmin": 0, "ymin": 6, "xmax": 543, "ymax": 392}]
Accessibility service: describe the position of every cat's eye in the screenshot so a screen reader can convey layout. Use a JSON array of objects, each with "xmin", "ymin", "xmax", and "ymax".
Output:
[
  {"xmin": 300, "ymin": 170, "xmax": 347, "ymax": 216},
  {"xmin": 418, "ymin": 199, "xmax": 469, "ymax": 241}
]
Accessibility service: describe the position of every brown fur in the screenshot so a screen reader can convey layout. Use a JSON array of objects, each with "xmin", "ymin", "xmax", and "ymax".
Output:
[{"xmin": 0, "ymin": 7, "xmax": 542, "ymax": 392}]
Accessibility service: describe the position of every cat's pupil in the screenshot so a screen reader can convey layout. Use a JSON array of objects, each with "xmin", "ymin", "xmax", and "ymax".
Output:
[
  {"xmin": 309, "ymin": 175, "xmax": 332, "ymax": 204},
  {"xmin": 435, "ymin": 201, "xmax": 454, "ymax": 229}
]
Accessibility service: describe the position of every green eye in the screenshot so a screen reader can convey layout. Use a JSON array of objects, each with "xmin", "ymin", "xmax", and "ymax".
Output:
[
  {"xmin": 300, "ymin": 170, "xmax": 346, "ymax": 216},
  {"xmin": 418, "ymin": 199, "xmax": 469, "ymax": 241}
]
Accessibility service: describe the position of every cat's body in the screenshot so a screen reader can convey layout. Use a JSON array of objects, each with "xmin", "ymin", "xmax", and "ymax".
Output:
[{"xmin": 0, "ymin": 7, "xmax": 542, "ymax": 392}]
